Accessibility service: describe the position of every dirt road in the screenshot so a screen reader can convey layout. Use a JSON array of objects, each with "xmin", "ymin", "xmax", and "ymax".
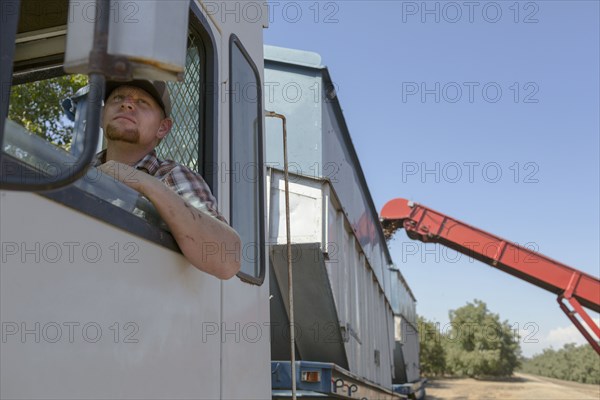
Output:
[{"xmin": 425, "ymin": 373, "xmax": 600, "ymax": 399}]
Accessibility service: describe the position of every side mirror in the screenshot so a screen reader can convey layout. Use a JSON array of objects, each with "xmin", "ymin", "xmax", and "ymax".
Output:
[
  {"xmin": 62, "ymin": 85, "xmax": 93, "ymax": 158},
  {"xmin": 64, "ymin": 0, "xmax": 190, "ymax": 82}
]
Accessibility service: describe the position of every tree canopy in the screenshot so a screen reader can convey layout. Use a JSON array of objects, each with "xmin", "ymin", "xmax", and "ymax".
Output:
[
  {"xmin": 445, "ymin": 300, "xmax": 521, "ymax": 377},
  {"xmin": 418, "ymin": 300, "xmax": 521, "ymax": 377},
  {"xmin": 8, "ymin": 74, "xmax": 88, "ymax": 150},
  {"xmin": 418, "ymin": 316, "xmax": 446, "ymax": 376},
  {"xmin": 519, "ymin": 343, "xmax": 600, "ymax": 384}
]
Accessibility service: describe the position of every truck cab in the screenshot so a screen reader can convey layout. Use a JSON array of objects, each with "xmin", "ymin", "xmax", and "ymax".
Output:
[{"xmin": 1, "ymin": 1, "xmax": 270, "ymax": 398}]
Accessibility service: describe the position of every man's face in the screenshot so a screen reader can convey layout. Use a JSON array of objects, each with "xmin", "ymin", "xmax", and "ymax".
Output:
[{"xmin": 102, "ymin": 85, "xmax": 169, "ymax": 146}]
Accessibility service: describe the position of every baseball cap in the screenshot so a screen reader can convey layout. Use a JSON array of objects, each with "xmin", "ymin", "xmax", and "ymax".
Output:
[{"xmin": 105, "ymin": 80, "xmax": 172, "ymax": 117}]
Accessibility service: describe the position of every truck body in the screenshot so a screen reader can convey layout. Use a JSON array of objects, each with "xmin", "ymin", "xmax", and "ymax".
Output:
[{"xmin": 1, "ymin": 1, "xmax": 272, "ymax": 398}]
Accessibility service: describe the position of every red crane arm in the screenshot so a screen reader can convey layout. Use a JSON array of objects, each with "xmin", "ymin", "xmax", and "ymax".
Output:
[{"xmin": 381, "ymin": 198, "xmax": 600, "ymax": 355}]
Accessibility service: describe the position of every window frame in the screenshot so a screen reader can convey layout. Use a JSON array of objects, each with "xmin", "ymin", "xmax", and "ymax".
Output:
[
  {"xmin": 228, "ymin": 34, "xmax": 266, "ymax": 285},
  {"xmin": 1, "ymin": 0, "xmax": 18, "ymax": 128},
  {"xmin": 190, "ymin": 2, "xmax": 219, "ymax": 194}
]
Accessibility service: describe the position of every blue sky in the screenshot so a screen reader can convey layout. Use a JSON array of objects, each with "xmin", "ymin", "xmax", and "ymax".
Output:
[{"xmin": 264, "ymin": 1, "xmax": 599, "ymax": 357}]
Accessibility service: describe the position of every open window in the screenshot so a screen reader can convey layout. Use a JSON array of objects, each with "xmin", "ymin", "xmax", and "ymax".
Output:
[{"xmin": 1, "ymin": 2, "xmax": 219, "ymax": 252}]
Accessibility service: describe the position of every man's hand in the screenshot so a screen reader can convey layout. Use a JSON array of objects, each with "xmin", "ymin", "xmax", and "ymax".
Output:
[{"xmin": 98, "ymin": 160, "xmax": 148, "ymax": 193}]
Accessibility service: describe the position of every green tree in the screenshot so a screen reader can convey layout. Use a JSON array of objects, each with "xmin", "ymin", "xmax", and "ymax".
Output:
[
  {"xmin": 8, "ymin": 75, "xmax": 88, "ymax": 150},
  {"xmin": 520, "ymin": 342, "xmax": 600, "ymax": 384},
  {"xmin": 418, "ymin": 316, "xmax": 446, "ymax": 376},
  {"xmin": 445, "ymin": 300, "xmax": 521, "ymax": 377}
]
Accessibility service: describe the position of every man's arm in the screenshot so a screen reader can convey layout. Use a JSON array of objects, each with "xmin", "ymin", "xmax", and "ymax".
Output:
[{"xmin": 99, "ymin": 161, "xmax": 241, "ymax": 279}]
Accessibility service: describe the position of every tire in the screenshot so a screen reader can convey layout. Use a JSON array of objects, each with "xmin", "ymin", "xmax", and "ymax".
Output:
[{"xmin": 410, "ymin": 387, "xmax": 425, "ymax": 400}]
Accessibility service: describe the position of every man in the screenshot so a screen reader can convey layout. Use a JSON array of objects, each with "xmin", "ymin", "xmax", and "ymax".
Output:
[{"xmin": 95, "ymin": 80, "xmax": 241, "ymax": 279}]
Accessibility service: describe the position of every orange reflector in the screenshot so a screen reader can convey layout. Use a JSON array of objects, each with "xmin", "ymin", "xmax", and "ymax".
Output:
[{"xmin": 301, "ymin": 371, "xmax": 321, "ymax": 382}]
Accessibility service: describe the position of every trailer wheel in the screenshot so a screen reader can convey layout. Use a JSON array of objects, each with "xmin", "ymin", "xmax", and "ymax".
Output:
[{"xmin": 409, "ymin": 387, "xmax": 426, "ymax": 400}]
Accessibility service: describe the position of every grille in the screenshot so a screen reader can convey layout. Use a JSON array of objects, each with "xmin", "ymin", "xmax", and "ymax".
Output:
[{"xmin": 157, "ymin": 33, "xmax": 203, "ymax": 171}]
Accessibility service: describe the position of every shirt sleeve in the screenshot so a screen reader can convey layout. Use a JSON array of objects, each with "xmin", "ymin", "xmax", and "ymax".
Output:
[{"xmin": 161, "ymin": 164, "xmax": 228, "ymax": 224}]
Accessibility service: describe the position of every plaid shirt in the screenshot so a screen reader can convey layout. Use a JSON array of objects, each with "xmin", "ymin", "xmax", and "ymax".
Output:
[{"xmin": 94, "ymin": 150, "xmax": 226, "ymax": 222}]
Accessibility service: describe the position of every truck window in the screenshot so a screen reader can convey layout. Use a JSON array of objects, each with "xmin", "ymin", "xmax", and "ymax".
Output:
[
  {"xmin": 2, "ymin": 12, "xmax": 218, "ymax": 253},
  {"xmin": 229, "ymin": 35, "xmax": 265, "ymax": 284}
]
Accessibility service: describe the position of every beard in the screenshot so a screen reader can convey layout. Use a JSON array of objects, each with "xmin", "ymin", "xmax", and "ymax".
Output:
[{"xmin": 105, "ymin": 123, "xmax": 139, "ymax": 144}]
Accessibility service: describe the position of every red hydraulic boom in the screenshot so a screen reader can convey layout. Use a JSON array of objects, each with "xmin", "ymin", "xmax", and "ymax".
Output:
[{"xmin": 381, "ymin": 198, "xmax": 600, "ymax": 355}]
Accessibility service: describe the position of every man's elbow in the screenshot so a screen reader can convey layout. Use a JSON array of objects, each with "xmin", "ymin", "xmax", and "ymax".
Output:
[
  {"xmin": 217, "ymin": 232, "xmax": 241, "ymax": 279},
  {"xmin": 182, "ymin": 229, "xmax": 241, "ymax": 279},
  {"xmin": 189, "ymin": 239, "xmax": 241, "ymax": 280},
  {"xmin": 189, "ymin": 258, "xmax": 240, "ymax": 280},
  {"xmin": 216, "ymin": 258, "xmax": 241, "ymax": 280}
]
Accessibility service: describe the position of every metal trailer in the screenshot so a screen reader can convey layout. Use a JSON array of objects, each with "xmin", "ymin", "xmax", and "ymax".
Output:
[
  {"xmin": 271, "ymin": 361, "xmax": 409, "ymax": 399},
  {"xmin": 1, "ymin": 1, "xmax": 272, "ymax": 399},
  {"xmin": 264, "ymin": 46, "xmax": 425, "ymax": 398}
]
